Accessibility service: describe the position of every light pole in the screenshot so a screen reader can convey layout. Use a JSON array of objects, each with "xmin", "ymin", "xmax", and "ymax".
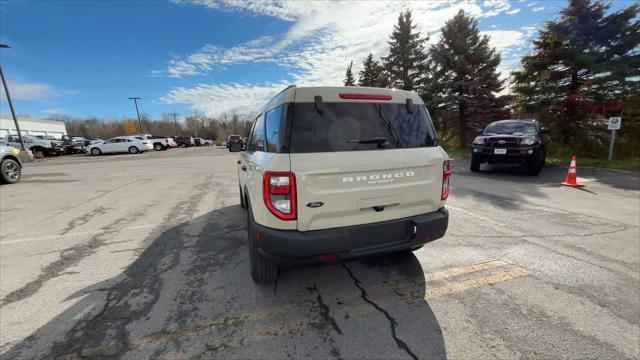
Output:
[
  {"xmin": 0, "ymin": 44, "xmax": 26, "ymax": 150},
  {"xmin": 128, "ymin": 97, "xmax": 143, "ymax": 134},
  {"xmin": 169, "ymin": 111, "xmax": 178, "ymax": 135}
]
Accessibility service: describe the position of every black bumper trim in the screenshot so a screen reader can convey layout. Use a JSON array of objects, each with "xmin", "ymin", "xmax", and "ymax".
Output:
[{"xmin": 253, "ymin": 208, "xmax": 449, "ymax": 266}]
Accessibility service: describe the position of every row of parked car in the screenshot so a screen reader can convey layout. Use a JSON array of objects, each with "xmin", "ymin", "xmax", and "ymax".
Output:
[
  {"xmin": 0, "ymin": 133, "xmax": 233, "ymax": 185},
  {"xmin": 0, "ymin": 134, "xmax": 214, "ymax": 158}
]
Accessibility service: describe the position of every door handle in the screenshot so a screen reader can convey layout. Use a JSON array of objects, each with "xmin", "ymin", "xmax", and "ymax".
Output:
[{"xmin": 240, "ymin": 165, "xmax": 247, "ymax": 171}]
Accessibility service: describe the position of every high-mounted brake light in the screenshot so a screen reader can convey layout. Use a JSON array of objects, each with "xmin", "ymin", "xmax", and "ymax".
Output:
[
  {"xmin": 339, "ymin": 93, "xmax": 392, "ymax": 101},
  {"xmin": 441, "ymin": 160, "xmax": 451, "ymax": 200},
  {"xmin": 263, "ymin": 172, "xmax": 297, "ymax": 220}
]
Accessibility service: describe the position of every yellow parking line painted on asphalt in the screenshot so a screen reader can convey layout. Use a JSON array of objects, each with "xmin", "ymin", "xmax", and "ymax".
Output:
[
  {"xmin": 200, "ymin": 266, "xmax": 529, "ymax": 354},
  {"xmin": 139, "ymin": 259, "xmax": 515, "ymax": 348},
  {"xmin": 58, "ymin": 260, "xmax": 527, "ymax": 357},
  {"xmin": 333, "ymin": 259, "xmax": 511, "ymax": 300},
  {"xmin": 128, "ymin": 261, "xmax": 527, "ymax": 354}
]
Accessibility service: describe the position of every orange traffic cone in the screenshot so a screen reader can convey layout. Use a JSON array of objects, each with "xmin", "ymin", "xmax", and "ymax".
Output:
[{"xmin": 561, "ymin": 156, "xmax": 584, "ymax": 187}]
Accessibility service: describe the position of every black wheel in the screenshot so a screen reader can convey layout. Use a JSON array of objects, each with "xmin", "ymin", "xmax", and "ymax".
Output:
[
  {"xmin": 470, "ymin": 155, "xmax": 481, "ymax": 172},
  {"xmin": 0, "ymin": 158, "xmax": 21, "ymax": 184},
  {"xmin": 247, "ymin": 202, "xmax": 277, "ymax": 284},
  {"xmin": 179, "ymin": 143, "xmax": 187, "ymax": 148},
  {"xmin": 90, "ymin": 147, "xmax": 102, "ymax": 156},
  {"xmin": 154, "ymin": 143, "xmax": 163, "ymax": 151},
  {"xmin": 525, "ymin": 152, "xmax": 545, "ymax": 176},
  {"xmin": 239, "ymin": 185, "xmax": 246, "ymax": 209},
  {"xmin": 31, "ymin": 148, "xmax": 44, "ymax": 159},
  {"xmin": 128, "ymin": 146, "xmax": 139, "ymax": 154}
]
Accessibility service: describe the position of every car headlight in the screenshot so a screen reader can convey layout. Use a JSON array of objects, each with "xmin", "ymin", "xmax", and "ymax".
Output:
[
  {"xmin": 473, "ymin": 137, "xmax": 486, "ymax": 145},
  {"xmin": 11, "ymin": 148, "xmax": 20, "ymax": 155},
  {"xmin": 521, "ymin": 137, "xmax": 537, "ymax": 145}
]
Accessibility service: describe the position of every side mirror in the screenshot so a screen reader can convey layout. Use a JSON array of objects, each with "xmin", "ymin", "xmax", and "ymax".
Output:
[
  {"xmin": 540, "ymin": 127, "xmax": 549, "ymax": 134},
  {"xmin": 229, "ymin": 142, "xmax": 243, "ymax": 152}
]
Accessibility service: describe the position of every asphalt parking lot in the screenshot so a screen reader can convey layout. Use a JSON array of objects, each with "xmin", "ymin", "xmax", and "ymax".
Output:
[{"xmin": 1, "ymin": 147, "xmax": 639, "ymax": 359}]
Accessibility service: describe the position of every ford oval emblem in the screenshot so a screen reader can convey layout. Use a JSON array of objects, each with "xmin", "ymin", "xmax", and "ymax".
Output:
[{"xmin": 306, "ymin": 201, "xmax": 324, "ymax": 208}]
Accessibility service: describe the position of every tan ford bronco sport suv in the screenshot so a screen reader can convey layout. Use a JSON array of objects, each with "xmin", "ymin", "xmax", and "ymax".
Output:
[{"xmin": 229, "ymin": 86, "xmax": 450, "ymax": 283}]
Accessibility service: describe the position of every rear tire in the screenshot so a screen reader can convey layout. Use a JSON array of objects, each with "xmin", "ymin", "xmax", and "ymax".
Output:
[
  {"xmin": 470, "ymin": 155, "xmax": 481, "ymax": 172},
  {"xmin": 247, "ymin": 202, "xmax": 277, "ymax": 284},
  {"xmin": 179, "ymin": 143, "xmax": 186, "ymax": 148},
  {"xmin": 31, "ymin": 147, "xmax": 45, "ymax": 159},
  {"xmin": 128, "ymin": 146, "xmax": 139, "ymax": 154},
  {"xmin": 0, "ymin": 158, "xmax": 21, "ymax": 184},
  {"xmin": 154, "ymin": 143, "xmax": 163, "ymax": 151},
  {"xmin": 525, "ymin": 152, "xmax": 545, "ymax": 176}
]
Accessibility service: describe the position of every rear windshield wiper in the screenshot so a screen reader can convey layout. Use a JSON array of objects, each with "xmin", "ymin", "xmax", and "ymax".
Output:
[
  {"xmin": 377, "ymin": 104, "xmax": 401, "ymax": 147},
  {"xmin": 348, "ymin": 137, "xmax": 390, "ymax": 148}
]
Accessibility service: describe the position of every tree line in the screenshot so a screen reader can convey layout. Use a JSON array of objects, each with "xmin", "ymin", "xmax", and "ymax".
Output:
[
  {"xmin": 344, "ymin": 0, "xmax": 639, "ymax": 157},
  {"xmin": 55, "ymin": 111, "xmax": 252, "ymax": 143}
]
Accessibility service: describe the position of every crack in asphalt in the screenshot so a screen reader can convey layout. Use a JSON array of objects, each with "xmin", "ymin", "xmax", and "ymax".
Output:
[
  {"xmin": 451, "ymin": 226, "xmax": 633, "ymax": 239},
  {"xmin": 306, "ymin": 282, "xmax": 343, "ymax": 360},
  {"xmin": 28, "ymin": 178, "xmax": 215, "ymax": 359},
  {"xmin": 60, "ymin": 206, "xmax": 109, "ymax": 235},
  {"xmin": 342, "ymin": 263, "xmax": 419, "ymax": 360},
  {"xmin": 0, "ymin": 214, "xmax": 136, "ymax": 308},
  {"xmin": 308, "ymin": 283, "xmax": 343, "ymax": 335}
]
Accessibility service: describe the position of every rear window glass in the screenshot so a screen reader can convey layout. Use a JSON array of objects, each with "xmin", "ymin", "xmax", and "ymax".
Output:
[{"xmin": 289, "ymin": 102, "xmax": 436, "ymax": 153}]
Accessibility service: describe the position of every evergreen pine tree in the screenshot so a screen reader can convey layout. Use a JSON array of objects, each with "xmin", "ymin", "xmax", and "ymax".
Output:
[
  {"xmin": 343, "ymin": 61, "xmax": 356, "ymax": 86},
  {"xmin": 512, "ymin": 0, "xmax": 639, "ymax": 151},
  {"xmin": 358, "ymin": 53, "xmax": 386, "ymax": 87},
  {"xmin": 383, "ymin": 10, "xmax": 429, "ymax": 91},
  {"xmin": 430, "ymin": 10, "xmax": 507, "ymax": 145}
]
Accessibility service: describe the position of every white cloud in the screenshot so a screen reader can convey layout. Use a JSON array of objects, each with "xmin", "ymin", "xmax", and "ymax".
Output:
[
  {"xmin": 507, "ymin": 8, "xmax": 521, "ymax": 15},
  {"xmin": 532, "ymin": 6, "xmax": 544, "ymax": 12},
  {"xmin": 160, "ymin": 81, "xmax": 289, "ymax": 115},
  {"xmin": 0, "ymin": 81, "xmax": 56, "ymax": 100},
  {"xmin": 481, "ymin": 30, "xmax": 525, "ymax": 52},
  {"xmin": 162, "ymin": 0, "xmax": 531, "ymax": 115}
]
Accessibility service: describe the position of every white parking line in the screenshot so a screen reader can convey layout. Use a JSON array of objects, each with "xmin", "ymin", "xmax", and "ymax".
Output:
[{"xmin": 0, "ymin": 224, "xmax": 161, "ymax": 245}]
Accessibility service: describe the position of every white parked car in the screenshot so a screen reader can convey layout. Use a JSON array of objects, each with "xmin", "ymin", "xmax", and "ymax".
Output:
[{"xmin": 86, "ymin": 136, "xmax": 153, "ymax": 155}]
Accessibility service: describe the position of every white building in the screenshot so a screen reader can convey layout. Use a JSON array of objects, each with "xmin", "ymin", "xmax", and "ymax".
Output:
[{"xmin": 0, "ymin": 116, "xmax": 67, "ymax": 139}]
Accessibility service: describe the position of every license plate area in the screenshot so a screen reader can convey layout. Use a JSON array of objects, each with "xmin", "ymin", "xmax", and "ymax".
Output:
[
  {"xmin": 350, "ymin": 220, "xmax": 409, "ymax": 250},
  {"xmin": 494, "ymin": 148, "xmax": 507, "ymax": 154}
]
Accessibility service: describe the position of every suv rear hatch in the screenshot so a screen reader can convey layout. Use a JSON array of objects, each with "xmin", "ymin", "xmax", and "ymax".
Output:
[{"xmin": 288, "ymin": 90, "xmax": 447, "ymax": 232}]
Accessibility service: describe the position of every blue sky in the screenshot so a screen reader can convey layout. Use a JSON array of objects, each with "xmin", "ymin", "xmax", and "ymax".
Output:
[{"xmin": 0, "ymin": 0, "xmax": 634, "ymax": 121}]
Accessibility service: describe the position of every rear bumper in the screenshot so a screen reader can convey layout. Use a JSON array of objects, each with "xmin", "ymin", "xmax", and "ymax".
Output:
[{"xmin": 253, "ymin": 208, "xmax": 448, "ymax": 266}]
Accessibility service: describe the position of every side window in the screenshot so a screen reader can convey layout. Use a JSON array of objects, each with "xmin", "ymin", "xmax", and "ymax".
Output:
[
  {"xmin": 265, "ymin": 104, "xmax": 287, "ymax": 153},
  {"xmin": 248, "ymin": 113, "xmax": 265, "ymax": 152}
]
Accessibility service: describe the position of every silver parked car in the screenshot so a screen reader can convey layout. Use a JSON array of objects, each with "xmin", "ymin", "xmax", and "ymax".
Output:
[{"xmin": 0, "ymin": 145, "xmax": 22, "ymax": 184}]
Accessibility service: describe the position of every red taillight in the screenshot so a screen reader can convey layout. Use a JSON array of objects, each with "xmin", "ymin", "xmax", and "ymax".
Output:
[
  {"xmin": 339, "ymin": 93, "xmax": 392, "ymax": 100},
  {"xmin": 142, "ymin": 141, "xmax": 149, "ymax": 145},
  {"xmin": 263, "ymin": 172, "xmax": 297, "ymax": 221},
  {"xmin": 441, "ymin": 160, "xmax": 451, "ymax": 200}
]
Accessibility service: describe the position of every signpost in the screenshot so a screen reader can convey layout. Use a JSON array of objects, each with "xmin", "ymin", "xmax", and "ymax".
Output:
[{"xmin": 607, "ymin": 117, "xmax": 621, "ymax": 161}]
